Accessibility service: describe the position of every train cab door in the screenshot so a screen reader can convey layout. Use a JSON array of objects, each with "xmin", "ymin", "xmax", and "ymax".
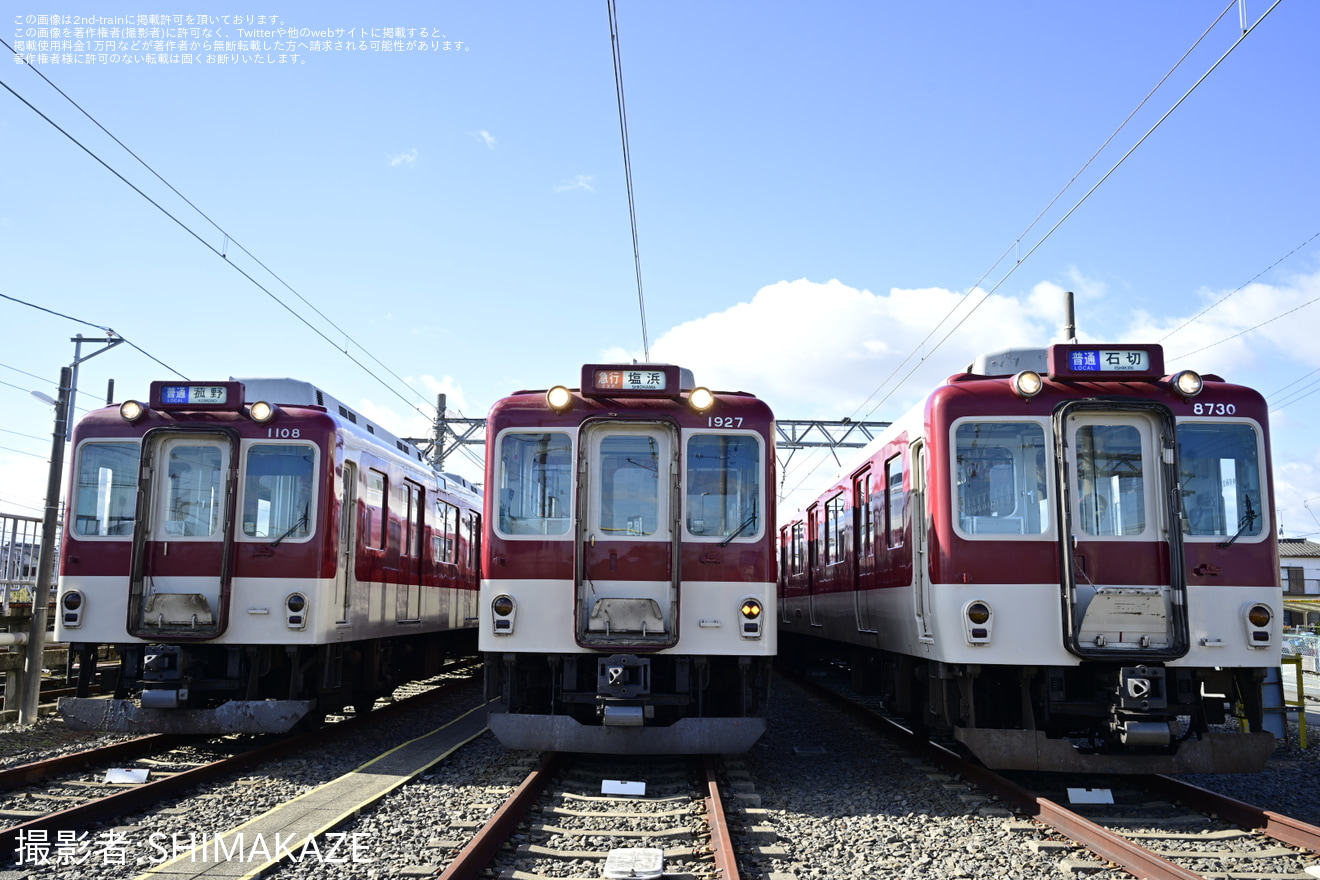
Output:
[
  {"xmin": 853, "ymin": 469, "xmax": 877, "ymax": 633},
  {"xmin": 335, "ymin": 461, "xmax": 357, "ymax": 623},
  {"xmin": 128, "ymin": 428, "xmax": 239, "ymax": 640},
  {"xmin": 575, "ymin": 421, "xmax": 679, "ymax": 649},
  {"xmin": 1056, "ymin": 402, "xmax": 1188, "ymax": 660}
]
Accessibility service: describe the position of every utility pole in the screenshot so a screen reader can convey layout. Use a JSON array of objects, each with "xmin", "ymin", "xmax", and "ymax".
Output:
[{"xmin": 19, "ymin": 366, "xmax": 70, "ymax": 725}]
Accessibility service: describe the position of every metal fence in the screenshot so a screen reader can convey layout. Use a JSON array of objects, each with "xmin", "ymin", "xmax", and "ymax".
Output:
[
  {"xmin": 1283, "ymin": 631, "xmax": 1320, "ymax": 673},
  {"xmin": 0, "ymin": 513, "xmax": 55, "ymax": 614}
]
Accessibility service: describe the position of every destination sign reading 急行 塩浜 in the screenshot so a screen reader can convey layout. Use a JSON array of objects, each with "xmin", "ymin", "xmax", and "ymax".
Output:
[{"xmin": 593, "ymin": 369, "xmax": 668, "ymax": 392}]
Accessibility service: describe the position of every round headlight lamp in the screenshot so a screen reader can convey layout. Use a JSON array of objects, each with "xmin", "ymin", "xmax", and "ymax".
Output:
[
  {"xmin": 286, "ymin": 593, "xmax": 306, "ymax": 613},
  {"xmin": 492, "ymin": 595, "xmax": 515, "ymax": 616},
  {"xmin": 120, "ymin": 400, "xmax": 147, "ymax": 423},
  {"xmin": 61, "ymin": 591, "xmax": 83, "ymax": 611},
  {"xmin": 249, "ymin": 400, "xmax": 276, "ymax": 423},
  {"xmin": 1247, "ymin": 604, "xmax": 1272, "ymax": 628},
  {"xmin": 689, "ymin": 387, "xmax": 715, "ymax": 412},
  {"xmin": 1172, "ymin": 370, "xmax": 1204, "ymax": 398},
  {"xmin": 1011, "ymin": 371, "xmax": 1043, "ymax": 400},
  {"xmin": 546, "ymin": 386, "xmax": 573, "ymax": 411},
  {"xmin": 967, "ymin": 601, "xmax": 991, "ymax": 625}
]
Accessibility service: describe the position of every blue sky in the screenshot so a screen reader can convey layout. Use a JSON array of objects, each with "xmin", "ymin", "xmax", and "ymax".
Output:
[{"xmin": 4, "ymin": 1, "xmax": 1320, "ymax": 533}]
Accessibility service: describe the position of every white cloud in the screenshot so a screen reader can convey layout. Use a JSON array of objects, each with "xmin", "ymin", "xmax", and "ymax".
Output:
[
  {"xmin": 389, "ymin": 148, "xmax": 418, "ymax": 168},
  {"xmin": 469, "ymin": 130, "xmax": 497, "ymax": 149},
  {"xmin": 553, "ymin": 175, "xmax": 594, "ymax": 193}
]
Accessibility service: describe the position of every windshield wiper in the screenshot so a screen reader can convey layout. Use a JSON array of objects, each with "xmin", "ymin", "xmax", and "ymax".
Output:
[
  {"xmin": 1218, "ymin": 495, "xmax": 1257, "ymax": 549},
  {"xmin": 720, "ymin": 501, "xmax": 758, "ymax": 547},
  {"xmin": 270, "ymin": 506, "xmax": 310, "ymax": 548}
]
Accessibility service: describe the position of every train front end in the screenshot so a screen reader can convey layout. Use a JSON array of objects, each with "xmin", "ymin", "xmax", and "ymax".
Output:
[
  {"xmin": 930, "ymin": 343, "xmax": 1279, "ymax": 772},
  {"xmin": 481, "ymin": 364, "xmax": 775, "ymax": 754}
]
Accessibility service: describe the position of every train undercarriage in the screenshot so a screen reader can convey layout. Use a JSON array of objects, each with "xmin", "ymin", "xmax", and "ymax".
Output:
[
  {"xmin": 58, "ymin": 630, "xmax": 476, "ymax": 734},
  {"xmin": 782, "ymin": 634, "xmax": 1275, "ymax": 773},
  {"xmin": 485, "ymin": 652, "xmax": 772, "ymax": 754}
]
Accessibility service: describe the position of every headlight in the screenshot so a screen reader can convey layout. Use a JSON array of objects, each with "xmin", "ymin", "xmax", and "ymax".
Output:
[
  {"xmin": 966, "ymin": 601, "xmax": 991, "ymax": 625},
  {"xmin": 286, "ymin": 592, "xmax": 307, "ymax": 630},
  {"xmin": 492, "ymin": 594, "xmax": 516, "ymax": 635},
  {"xmin": 120, "ymin": 400, "xmax": 147, "ymax": 422},
  {"xmin": 1172, "ymin": 370, "xmax": 1204, "ymax": 398},
  {"xmin": 689, "ymin": 387, "xmax": 715, "ymax": 412},
  {"xmin": 963, "ymin": 600, "xmax": 993, "ymax": 645},
  {"xmin": 249, "ymin": 400, "xmax": 277, "ymax": 423},
  {"xmin": 1011, "ymin": 371, "xmax": 1043, "ymax": 400},
  {"xmin": 61, "ymin": 590, "xmax": 84, "ymax": 627},
  {"xmin": 740, "ymin": 599, "xmax": 762, "ymax": 619},
  {"xmin": 738, "ymin": 596, "xmax": 763, "ymax": 639},
  {"xmin": 1247, "ymin": 604, "xmax": 1271, "ymax": 628},
  {"xmin": 546, "ymin": 386, "xmax": 572, "ymax": 411}
]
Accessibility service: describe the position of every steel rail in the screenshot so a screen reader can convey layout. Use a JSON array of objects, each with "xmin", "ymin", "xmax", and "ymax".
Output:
[
  {"xmin": 703, "ymin": 756, "xmax": 742, "ymax": 880},
  {"xmin": 0, "ymin": 664, "xmax": 479, "ymax": 852},
  {"xmin": 437, "ymin": 751, "xmax": 561, "ymax": 880},
  {"xmin": 0, "ymin": 733, "xmax": 185, "ymax": 792},
  {"xmin": 1144, "ymin": 774, "xmax": 1320, "ymax": 853}
]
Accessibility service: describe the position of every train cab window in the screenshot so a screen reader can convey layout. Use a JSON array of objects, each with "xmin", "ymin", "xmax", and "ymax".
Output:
[
  {"xmin": 1176, "ymin": 422, "xmax": 1264, "ymax": 539},
  {"xmin": 159, "ymin": 441, "xmax": 227, "ymax": 538},
  {"xmin": 365, "ymin": 469, "xmax": 387, "ymax": 549},
  {"xmin": 597, "ymin": 434, "xmax": 660, "ymax": 536},
  {"xmin": 954, "ymin": 421, "xmax": 1050, "ymax": 538},
  {"xmin": 497, "ymin": 432, "xmax": 573, "ymax": 536},
  {"xmin": 73, "ymin": 441, "xmax": 140, "ymax": 537},
  {"xmin": 1074, "ymin": 424, "xmax": 1146, "ymax": 537},
  {"xmin": 241, "ymin": 444, "xmax": 314, "ymax": 540},
  {"xmin": 685, "ymin": 434, "xmax": 762, "ymax": 540}
]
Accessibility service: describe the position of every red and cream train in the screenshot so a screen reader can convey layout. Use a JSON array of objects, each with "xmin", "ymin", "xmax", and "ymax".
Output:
[
  {"xmin": 55, "ymin": 379, "xmax": 480, "ymax": 734},
  {"xmin": 779, "ymin": 343, "xmax": 1280, "ymax": 773},
  {"xmin": 480, "ymin": 364, "xmax": 775, "ymax": 754}
]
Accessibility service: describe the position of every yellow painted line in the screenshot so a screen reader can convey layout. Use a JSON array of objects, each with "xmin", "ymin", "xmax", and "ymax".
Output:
[{"xmin": 134, "ymin": 700, "xmax": 492, "ymax": 880}]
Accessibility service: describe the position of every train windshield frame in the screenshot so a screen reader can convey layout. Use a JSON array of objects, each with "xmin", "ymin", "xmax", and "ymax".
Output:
[
  {"xmin": 1176, "ymin": 419, "xmax": 1267, "ymax": 541},
  {"xmin": 495, "ymin": 430, "xmax": 575, "ymax": 538},
  {"xmin": 952, "ymin": 418, "xmax": 1053, "ymax": 539},
  {"xmin": 683, "ymin": 430, "xmax": 764, "ymax": 542},
  {"xmin": 71, "ymin": 440, "xmax": 141, "ymax": 538}
]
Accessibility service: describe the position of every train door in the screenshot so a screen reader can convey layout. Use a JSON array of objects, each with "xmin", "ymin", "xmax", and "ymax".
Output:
[
  {"xmin": 576, "ymin": 421, "xmax": 678, "ymax": 648},
  {"xmin": 806, "ymin": 502, "xmax": 821, "ymax": 626},
  {"xmin": 911, "ymin": 442, "xmax": 932, "ymax": 639},
  {"xmin": 128, "ymin": 428, "xmax": 239, "ymax": 640},
  {"xmin": 1056, "ymin": 402, "xmax": 1187, "ymax": 659},
  {"xmin": 853, "ymin": 469, "xmax": 877, "ymax": 633},
  {"xmin": 336, "ymin": 461, "xmax": 357, "ymax": 623},
  {"xmin": 398, "ymin": 480, "xmax": 423, "ymax": 621}
]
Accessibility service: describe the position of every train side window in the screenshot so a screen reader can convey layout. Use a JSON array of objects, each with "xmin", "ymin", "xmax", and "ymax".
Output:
[
  {"xmin": 791, "ymin": 521, "xmax": 805, "ymax": 573},
  {"xmin": 433, "ymin": 500, "xmax": 458, "ymax": 563},
  {"xmin": 1177, "ymin": 422, "xmax": 1264, "ymax": 539},
  {"xmin": 685, "ymin": 433, "xmax": 763, "ymax": 540},
  {"xmin": 885, "ymin": 454, "xmax": 904, "ymax": 549},
  {"xmin": 825, "ymin": 494, "xmax": 846, "ymax": 565},
  {"xmin": 73, "ymin": 441, "xmax": 140, "ymax": 537},
  {"xmin": 954, "ymin": 421, "xmax": 1049, "ymax": 538},
  {"xmin": 467, "ymin": 511, "xmax": 481, "ymax": 571},
  {"xmin": 404, "ymin": 481, "xmax": 424, "ymax": 557},
  {"xmin": 856, "ymin": 472, "xmax": 872, "ymax": 558},
  {"xmin": 497, "ymin": 432, "xmax": 573, "ymax": 537},
  {"xmin": 241, "ymin": 444, "xmax": 315, "ymax": 540},
  {"xmin": 365, "ymin": 469, "xmax": 387, "ymax": 549}
]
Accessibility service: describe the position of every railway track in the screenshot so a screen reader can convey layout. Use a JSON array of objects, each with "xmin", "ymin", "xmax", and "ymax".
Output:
[
  {"xmin": 0, "ymin": 660, "xmax": 482, "ymax": 862},
  {"xmin": 440, "ymin": 752, "xmax": 741, "ymax": 880},
  {"xmin": 784, "ymin": 665, "xmax": 1320, "ymax": 880}
]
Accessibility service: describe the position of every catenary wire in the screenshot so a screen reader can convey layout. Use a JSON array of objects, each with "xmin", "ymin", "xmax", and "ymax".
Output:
[{"xmin": 607, "ymin": 0, "xmax": 651, "ymax": 361}]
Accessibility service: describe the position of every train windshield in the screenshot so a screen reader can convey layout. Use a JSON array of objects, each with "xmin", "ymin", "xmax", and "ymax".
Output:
[
  {"xmin": 1074, "ymin": 424, "xmax": 1147, "ymax": 537},
  {"xmin": 158, "ymin": 440, "xmax": 228, "ymax": 538},
  {"xmin": 954, "ymin": 421, "xmax": 1050, "ymax": 537},
  {"xmin": 241, "ymin": 444, "xmax": 315, "ymax": 540},
  {"xmin": 685, "ymin": 433, "xmax": 762, "ymax": 540},
  {"xmin": 597, "ymin": 434, "xmax": 661, "ymax": 536},
  {"xmin": 72, "ymin": 441, "xmax": 140, "ymax": 537},
  {"xmin": 1176, "ymin": 422, "xmax": 1264, "ymax": 539},
  {"xmin": 497, "ymin": 431, "xmax": 573, "ymax": 536}
]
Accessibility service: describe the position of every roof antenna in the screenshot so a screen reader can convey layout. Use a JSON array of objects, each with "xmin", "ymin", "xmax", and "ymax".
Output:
[{"xmin": 1063, "ymin": 290, "xmax": 1077, "ymax": 342}]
